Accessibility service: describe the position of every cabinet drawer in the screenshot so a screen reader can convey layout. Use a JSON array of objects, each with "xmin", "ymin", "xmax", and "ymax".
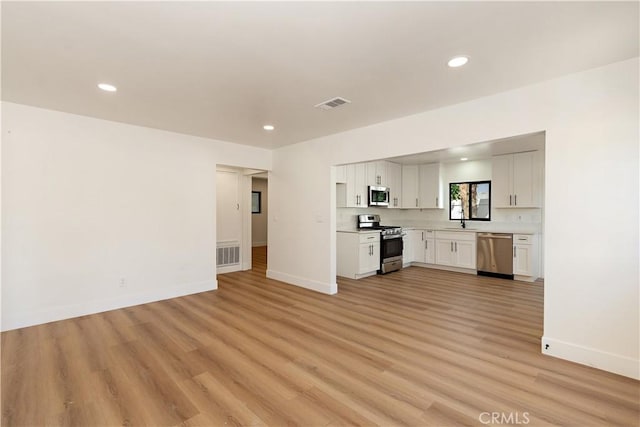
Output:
[
  {"xmin": 513, "ymin": 234, "xmax": 533, "ymax": 244},
  {"xmin": 359, "ymin": 232, "xmax": 380, "ymax": 244},
  {"xmin": 435, "ymin": 231, "xmax": 476, "ymax": 241}
]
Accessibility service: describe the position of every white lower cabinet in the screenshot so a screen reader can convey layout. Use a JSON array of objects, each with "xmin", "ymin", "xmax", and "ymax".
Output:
[
  {"xmin": 434, "ymin": 231, "xmax": 477, "ymax": 270},
  {"xmin": 337, "ymin": 231, "xmax": 380, "ymax": 279},
  {"xmin": 403, "ymin": 231, "xmax": 415, "ymax": 265},
  {"xmin": 404, "ymin": 229, "xmax": 435, "ymax": 264},
  {"xmin": 513, "ymin": 234, "xmax": 538, "ymax": 281}
]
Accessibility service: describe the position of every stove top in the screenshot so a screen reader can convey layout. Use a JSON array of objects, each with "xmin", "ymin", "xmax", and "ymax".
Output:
[{"xmin": 357, "ymin": 215, "xmax": 403, "ymax": 236}]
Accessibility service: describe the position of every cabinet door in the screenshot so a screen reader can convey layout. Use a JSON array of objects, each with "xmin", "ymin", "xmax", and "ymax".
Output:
[
  {"xmin": 387, "ymin": 162, "xmax": 402, "ymax": 208},
  {"xmin": 376, "ymin": 161, "xmax": 388, "ymax": 186},
  {"xmin": 419, "ymin": 163, "xmax": 442, "ymax": 208},
  {"xmin": 401, "ymin": 165, "xmax": 419, "ymax": 208},
  {"xmin": 492, "ymin": 154, "xmax": 512, "ymax": 207},
  {"xmin": 425, "ymin": 238, "xmax": 435, "ymax": 264},
  {"xmin": 370, "ymin": 242, "xmax": 381, "ymax": 272},
  {"xmin": 365, "ymin": 162, "xmax": 378, "ymax": 187},
  {"xmin": 353, "ymin": 163, "xmax": 367, "ymax": 207},
  {"xmin": 513, "ymin": 244, "xmax": 532, "ymax": 276},
  {"xmin": 411, "ymin": 230, "xmax": 426, "ymax": 263},
  {"xmin": 512, "ymin": 152, "xmax": 536, "ymax": 207},
  {"xmin": 365, "ymin": 161, "xmax": 388, "ymax": 187},
  {"xmin": 435, "ymin": 240, "xmax": 455, "ymax": 266},
  {"xmin": 402, "ymin": 234, "xmax": 413, "ymax": 263},
  {"xmin": 455, "ymin": 240, "xmax": 476, "ymax": 269},
  {"xmin": 358, "ymin": 243, "xmax": 375, "ymax": 274}
]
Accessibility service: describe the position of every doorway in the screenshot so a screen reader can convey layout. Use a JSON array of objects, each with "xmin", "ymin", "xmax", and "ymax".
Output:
[{"xmin": 251, "ymin": 174, "xmax": 268, "ymax": 271}]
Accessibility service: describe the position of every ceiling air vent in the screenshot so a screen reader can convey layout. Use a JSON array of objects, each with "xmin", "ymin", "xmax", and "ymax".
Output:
[{"xmin": 314, "ymin": 97, "xmax": 351, "ymax": 110}]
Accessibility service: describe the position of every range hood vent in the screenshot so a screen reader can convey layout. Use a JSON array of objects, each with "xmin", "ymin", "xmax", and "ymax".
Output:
[{"xmin": 314, "ymin": 97, "xmax": 351, "ymax": 110}]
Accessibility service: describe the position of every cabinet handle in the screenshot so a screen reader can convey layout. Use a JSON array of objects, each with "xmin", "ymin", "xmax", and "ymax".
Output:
[
  {"xmin": 514, "ymin": 194, "xmax": 517, "ymax": 206},
  {"xmin": 422, "ymin": 231, "xmax": 424, "ymax": 240},
  {"xmin": 435, "ymin": 197, "xmax": 438, "ymax": 207},
  {"xmin": 425, "ymin": 240, "xmax": 428, "ymax": 250},
  {"xmin": 450, "ymin": 242, "xmax": 453, "ymax": 252},
  {"xmin": 509, "ymin": 195, "xmax": 512, "ymax": 206},
  {"xmin": 455, "ymin": 242, "xmax": 457, "ymax": 252},
  {"xmin": 415, "ymin": 198, "xmax": 418, "ymax": 207},
  {"xmin": 513, "ymin": 246, "xmax": 516, "ymax": 258}
]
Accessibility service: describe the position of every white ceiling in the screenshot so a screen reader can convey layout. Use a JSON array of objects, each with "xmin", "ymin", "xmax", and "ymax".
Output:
[{"xmin": 2, "ymin": 2, "xmax": 638, "ymax": 149}]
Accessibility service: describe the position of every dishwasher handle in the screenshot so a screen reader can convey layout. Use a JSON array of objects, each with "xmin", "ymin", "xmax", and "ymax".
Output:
[{"xmin": 477, "ymin": 233, "xmax": 513, "ymax": 239}]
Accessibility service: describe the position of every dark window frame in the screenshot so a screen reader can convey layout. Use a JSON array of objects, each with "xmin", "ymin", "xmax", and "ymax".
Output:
[
  {"xmin": 251, "ymin": 191, "xmax": 262, "ymax": 214},
  {"xmin": 449, "ymin": 180, "xmax": 491, "ymax": 221}
]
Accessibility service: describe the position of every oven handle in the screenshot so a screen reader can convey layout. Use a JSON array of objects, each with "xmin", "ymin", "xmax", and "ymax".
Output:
[{"xmin": 382, "ymin": 234, "xmax": 404, "ymax": 240}]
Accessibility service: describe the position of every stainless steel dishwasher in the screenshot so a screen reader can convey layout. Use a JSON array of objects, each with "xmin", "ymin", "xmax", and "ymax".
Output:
[{"xmin": 477, "ymin": 233, "xmax": 514, "ymax": 279}]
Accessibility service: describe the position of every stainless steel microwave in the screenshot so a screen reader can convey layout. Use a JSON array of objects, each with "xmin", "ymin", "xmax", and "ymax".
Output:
[{"xmin": 368, "ymin": 186, "xmax": 390, "ymax": 207}]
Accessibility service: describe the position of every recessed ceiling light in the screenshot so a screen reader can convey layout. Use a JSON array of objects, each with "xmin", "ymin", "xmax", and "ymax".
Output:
[
  {"xmin": 98, "ymin": 83, "xmax": 117, "ymax": 92},
  {"xmin": 263, "ymin": 125, "xmax": 275, "ymax": 131},
  {"xmin": 448, "ymin": 56, "xmax": 469, "ymax": 68},
  {"xmin": 460, "ymin": 157, "xmax": 468, "ymax": 161}
]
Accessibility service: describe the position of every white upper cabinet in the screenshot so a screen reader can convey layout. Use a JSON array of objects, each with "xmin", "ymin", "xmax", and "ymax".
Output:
[
  {"xmin": 336, "ymin": 163, "xmax": 368, "ymax": 207},
  {"xmin": 401, "ymin": 165, "xmax": 419, "ymax": 208},
  {"xmin": 419, "ymin": 163, "xmax": 443, "ymax": 209},
  {"xmin": 492, "ymin": 151, "xmax": 541, "ymax": 208},
  {"xmin": 366, "ymin": 161, "xmax": 388, "ymax": 186},
  {"xmin": 387, "ymin": 162, "xmax": 402, "ymax": 208},
  {"xmin": 401, "ymin": 163, "xmax": 443, "ymax": 209}
]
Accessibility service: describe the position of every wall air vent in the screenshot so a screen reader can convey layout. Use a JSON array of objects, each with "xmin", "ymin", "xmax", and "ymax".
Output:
[
  {"xmin": 217, "ymin": 242, "xmax": 240, "ymax": 267},
  {"xmin": 314, "ymin": 97, "xmax": 351, "ymax": 110}
]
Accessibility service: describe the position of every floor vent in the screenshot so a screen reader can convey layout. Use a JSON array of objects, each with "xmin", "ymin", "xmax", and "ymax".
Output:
[
  {"xmin": 314, "ymin": 96, "xmax": 351, "ymax": 110},
  {"xmin": 217, "ymin": 243, "xmax": 240, "ymax": 267}
]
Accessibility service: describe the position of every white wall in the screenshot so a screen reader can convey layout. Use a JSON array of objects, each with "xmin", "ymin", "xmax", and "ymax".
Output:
[
  {"xmin": 251, "ymin": 178, "xmax": 268, "ymax": 246},
  {"xmin": 269, "ymin": 58, "xmax": 639, "ymax": 379},
  {"xmin": 1, "ymin": 102, "xmax": 271, "ymax": 330}
]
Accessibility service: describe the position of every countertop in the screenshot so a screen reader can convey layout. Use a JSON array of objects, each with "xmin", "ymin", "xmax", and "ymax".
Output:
[{"xmin": 338, "ymin": 226, "xmax": 538, "ymax": 235}]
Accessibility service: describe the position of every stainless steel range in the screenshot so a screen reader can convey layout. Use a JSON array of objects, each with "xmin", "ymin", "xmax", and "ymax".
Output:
[{"xmin": 357, "ymin": 214, "xmax": 403, "ymax": 274}]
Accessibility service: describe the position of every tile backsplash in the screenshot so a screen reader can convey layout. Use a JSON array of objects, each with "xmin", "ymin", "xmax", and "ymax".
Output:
[{"xmin": 337, "ymin": 207, "xmax": 543, "ymax": 233}]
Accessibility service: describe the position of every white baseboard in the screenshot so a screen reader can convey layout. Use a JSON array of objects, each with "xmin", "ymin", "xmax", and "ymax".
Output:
[
  {"xmin": 266, "ymin": 269, "xmax": 337, "ymax": 295},
  {"xmin": 541, "ymin": 336, "xmax": 639, "ymax": 380},
  {"xmin": 217, "ymin": 264, "xmax": 243, "ymax": 275},
  {"xmin": 1, "ymin": 279, "xmax": 218, "ymax": 332}
]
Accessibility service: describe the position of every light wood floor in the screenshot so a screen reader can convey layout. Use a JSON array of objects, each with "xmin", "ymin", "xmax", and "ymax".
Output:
[{"xmin": 2, "ymin": 247, "xmax": 639, "ymax": 426}]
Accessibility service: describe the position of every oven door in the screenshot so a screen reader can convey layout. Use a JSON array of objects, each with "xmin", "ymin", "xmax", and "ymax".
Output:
[
  {"xmin": 381, "ymin": 235, "xmax": 403, "ymax": 262},
  {"xmin": 368, "ymin": 186, "xmax": 390, "ymax": 206}
]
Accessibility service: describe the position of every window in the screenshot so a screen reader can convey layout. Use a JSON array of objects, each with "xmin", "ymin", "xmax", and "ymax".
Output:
[
  {"xmin": 251, "ymin": 191, "xmax": 261, "ymax": 214},
  {"xmin": 449, "ymin": 181, "xmax": 491, "ymax": 221}
]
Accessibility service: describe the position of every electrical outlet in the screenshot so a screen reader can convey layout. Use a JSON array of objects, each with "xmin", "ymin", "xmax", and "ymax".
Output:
[{"xmin": 119, "ymin": 278, "xmax": 126, "ymax": 288}]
